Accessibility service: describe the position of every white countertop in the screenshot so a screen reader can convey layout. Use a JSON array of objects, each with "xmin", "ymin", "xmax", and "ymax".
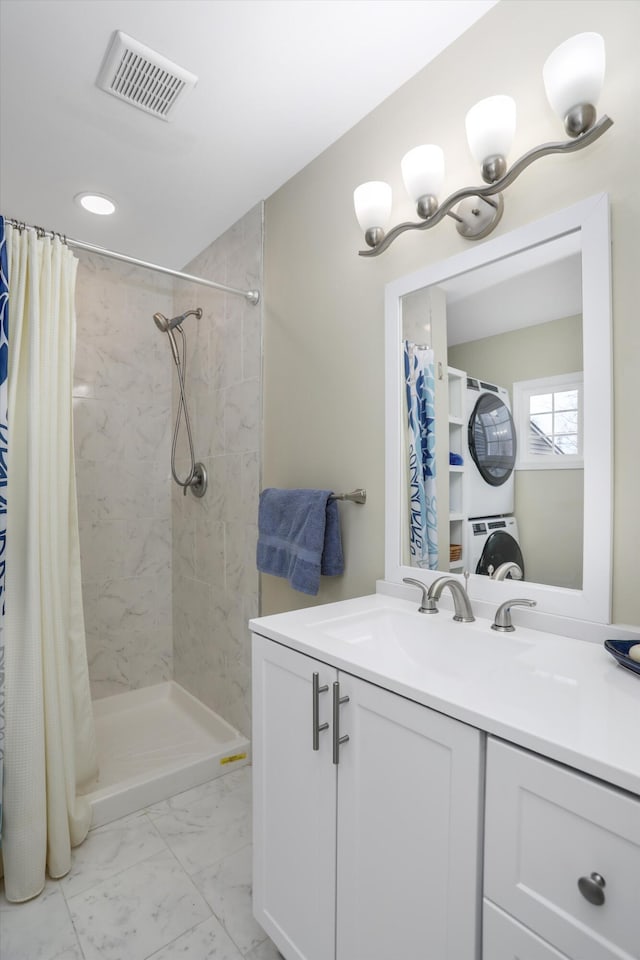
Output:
[{"xmin": 250, "ymin": 593, "xmax": 640, "ymax": 797}]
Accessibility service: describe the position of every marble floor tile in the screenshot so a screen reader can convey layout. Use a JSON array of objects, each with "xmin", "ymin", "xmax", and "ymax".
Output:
[
  {"xmin": 146, "ymin": 760, "xmax": 251, "ymax": 819},
  {"xmin": 146, "ymin": 767, "xmax": 252, "ymax": 874},
  {"xmin": 146, "ymin": 914, "xmax": 244, "ymax": 960},
  {"xmin": 244, "ymin": 938, "xmax": 284, "ymax": 960},
  {"xmin": 67, "ymin": 849, "xmax": 211, "ymax": 960},
  {"xmin": 61, "ymin": 810, "xmax": 168, "ymax": 899},
  {"xmin": 0, "ymin": 883, "xmax": 81, "ymax": 960},
  {"xmin": 3, "ymin": 765, "xmax": 262, "ymax": 960},
  {"xmin": 47, "ymin": 949, "xmax": 85, "ymax": 960},
  {"xmin": 192, "ymin": 843, "xmax": 266, "ymax": 955}
]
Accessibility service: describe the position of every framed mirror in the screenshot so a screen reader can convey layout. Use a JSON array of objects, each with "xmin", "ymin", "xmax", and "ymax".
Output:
[{"xmin": 384, "ymin": 194, "xmax": 612, "ymax": 624}]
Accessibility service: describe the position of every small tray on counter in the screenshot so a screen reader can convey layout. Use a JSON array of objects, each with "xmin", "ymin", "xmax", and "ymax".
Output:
[{"xmin": 604, "ymin": 639, "xmax": 640, "ymax": 677}]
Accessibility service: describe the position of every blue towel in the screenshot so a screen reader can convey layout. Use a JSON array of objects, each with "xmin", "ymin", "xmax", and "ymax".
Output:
[{"xmin": 257, "ymin": 489, "xmax": 345, "ymax": 595}]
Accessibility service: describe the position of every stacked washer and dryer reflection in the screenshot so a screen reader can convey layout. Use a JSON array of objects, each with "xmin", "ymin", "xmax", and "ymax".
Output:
[{"xmin": 463, "ymin": 377, "xmax": 525, "ymax": 580}]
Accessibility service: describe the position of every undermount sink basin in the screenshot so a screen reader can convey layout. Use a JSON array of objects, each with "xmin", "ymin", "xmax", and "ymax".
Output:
[
  {"xmin": 307, "ymin": 603, "xmax": 533, "ymax": 678},
  {"xmin": 313, "ymin": 606, "xmax": 432, "ymax": 645}
]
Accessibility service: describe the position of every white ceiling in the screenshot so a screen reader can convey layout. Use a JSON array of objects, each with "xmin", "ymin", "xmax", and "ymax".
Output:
[
  {"xmin": 0, "ymin": 0, "xmax": 497, "ymax": 269},
  {"xmin": 443, "ymin": 231, "xmax": 583, "ymax": 344}
]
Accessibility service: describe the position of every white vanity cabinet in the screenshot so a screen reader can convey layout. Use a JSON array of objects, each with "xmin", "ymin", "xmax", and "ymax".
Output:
[
  {"xmin": 483, "ymin": 902, "xmax": 572, "ymax": 959},
  {"xmin": 484, "ymin": 738, "xmax": 640, "ymax": 960},
  {"xmin": 252, "ymin": 632, "xmax": 483, "ymax": 960}
]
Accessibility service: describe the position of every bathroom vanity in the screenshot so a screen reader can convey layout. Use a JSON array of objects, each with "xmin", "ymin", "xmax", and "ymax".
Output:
[
  {"xmin": 250, "ymin": 594, "xmax": 640, "ymax": 960},
  {"xmin": 250, "ymin": 193, "xmax": 634, "ymax": 960}
]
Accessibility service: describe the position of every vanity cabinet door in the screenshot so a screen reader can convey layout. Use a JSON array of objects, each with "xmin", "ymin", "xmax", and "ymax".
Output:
[
  {"xmin": 484, "ymin": 901, "xmax": 571, "ymax": 959},
  {"xmin": 485, "ymin": 737, "xmax": 640, "ymax": 960},
  {"xmin": 335, "ymin": 674, "xmax": 483, "ymax": 960},
  {"xmin": 252, "ymin": 634, "xmax": 337, "ymax": 960}
]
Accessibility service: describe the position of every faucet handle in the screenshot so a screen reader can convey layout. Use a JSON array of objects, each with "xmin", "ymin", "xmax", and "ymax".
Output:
[
  {"xmin": 402, "ymin": 577, "xmax": 437, "ymax": 614},
  {"xmin": 492, "ymin": 598, "xmax": 537, "ymax": 633}
]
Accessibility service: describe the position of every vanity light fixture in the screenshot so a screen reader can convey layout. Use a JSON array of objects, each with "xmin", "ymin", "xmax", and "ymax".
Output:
[
  {"xmin": 354, "ymin": 33, "xmax": 612, "ymax": 256},
  {"xmin": 75, "ymin": 193, "xmax": 116, "ymax": 216}
]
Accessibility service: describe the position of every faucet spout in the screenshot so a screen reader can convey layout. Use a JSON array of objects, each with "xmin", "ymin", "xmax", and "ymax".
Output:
[
  {"xmin": 492, "ymin": 561, "xmax": 523, "ymax": 581},
  {"xmin": 427, "ymin": 577, "xmax": 475, "ymax": 622}
]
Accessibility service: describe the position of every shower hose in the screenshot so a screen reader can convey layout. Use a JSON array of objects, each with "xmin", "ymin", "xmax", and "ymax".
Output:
[{"xmin": 168, "ymin": 324, "xmax": 197, "ymax": 495}]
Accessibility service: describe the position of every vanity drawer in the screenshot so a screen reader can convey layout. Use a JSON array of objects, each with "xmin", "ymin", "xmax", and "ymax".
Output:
[
  {"xmin": 484, "ymin": 738, "xmax": 640, "ymax": 960},
  {"xmin": 484, "ymin": 901, "xmax": 570, "ymax": 959}
]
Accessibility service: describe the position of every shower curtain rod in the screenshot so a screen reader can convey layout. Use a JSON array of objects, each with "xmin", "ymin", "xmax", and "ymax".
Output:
[{"xmin": 4, "ymin": 218, "xmax": 261, "ymax": 305}]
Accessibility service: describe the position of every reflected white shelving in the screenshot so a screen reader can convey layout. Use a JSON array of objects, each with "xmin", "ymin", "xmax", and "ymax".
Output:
[{"xmin": 448, "ymin": 366, "xmax": 467, "ymax": 572}]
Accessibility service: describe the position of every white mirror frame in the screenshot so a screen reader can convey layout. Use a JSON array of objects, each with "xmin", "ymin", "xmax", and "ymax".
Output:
[{"xmin": 384, "ymin": 193, "xmax": 612, "ymax": 624}]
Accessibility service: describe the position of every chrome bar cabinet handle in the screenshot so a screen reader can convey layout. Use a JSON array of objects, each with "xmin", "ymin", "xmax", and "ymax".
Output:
[
  {"xmin": 332, "ymin": 681, "xmax": 350, "ymax": 764},
  {"xmin": 312, "ymin": 672, "xmax": 329, "ymax": 751}
]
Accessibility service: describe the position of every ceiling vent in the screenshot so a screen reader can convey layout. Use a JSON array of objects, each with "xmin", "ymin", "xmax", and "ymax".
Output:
[{"xmin": 96, "ymin": 31, "xmax": 197, "ymax": 121}]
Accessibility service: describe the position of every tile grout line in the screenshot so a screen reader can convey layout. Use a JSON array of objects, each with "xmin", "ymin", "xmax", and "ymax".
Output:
[
  {"xmin": 60, "ymin": 812, "xmax": 172, "ymax": 905},
  {"xmin": 60, "ymin": 882, "xmax": 89, "ymax": 960}
]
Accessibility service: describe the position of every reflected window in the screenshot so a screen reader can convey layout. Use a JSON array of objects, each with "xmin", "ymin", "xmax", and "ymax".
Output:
[{"xmin": 513, "ymin": 373, "xmax": 583, "ymax": 469}]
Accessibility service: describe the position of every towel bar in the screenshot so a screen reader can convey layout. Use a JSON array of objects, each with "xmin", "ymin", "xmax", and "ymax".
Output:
[{"xmin": 329, "ymin": 488, "xmax": 366, "ymax": 504}]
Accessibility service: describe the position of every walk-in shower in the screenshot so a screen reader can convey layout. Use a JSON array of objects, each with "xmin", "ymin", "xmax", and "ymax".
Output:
[
  {"xmin": 57, "ymin": 203, "xmax": 261, "ymax": 840},
  {"xmin": 154, "ymin": 307, "xmax": 208, "ymax": 498}
]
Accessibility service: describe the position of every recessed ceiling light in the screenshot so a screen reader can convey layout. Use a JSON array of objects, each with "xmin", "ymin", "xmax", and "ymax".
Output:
[{"xmin": 75, "ymin": 193, "xmax": 116, "ymax": 216}]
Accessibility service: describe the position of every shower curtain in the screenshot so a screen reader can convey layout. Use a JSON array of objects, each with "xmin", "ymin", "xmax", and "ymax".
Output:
[
  {"xmin": 0, "ymin": 220, "xmax": 97, "ymax": 902},
  {"xmin": 404, "ymin": 340, "xmax": 438, "ymax": 569}
]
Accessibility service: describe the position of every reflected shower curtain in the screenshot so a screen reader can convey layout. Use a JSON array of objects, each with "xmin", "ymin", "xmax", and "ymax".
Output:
[
  {"xmin": 1, "ymin": 222, "xmax": 97, "ymax": 902},
  {"xmin": 404, "ymin": 341, "xmax": 438, "ymax": 569}
]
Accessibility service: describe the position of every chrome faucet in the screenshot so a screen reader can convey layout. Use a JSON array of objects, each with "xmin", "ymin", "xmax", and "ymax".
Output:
[
  {"xmin": 491, "ymin": 598, "xmax": 537, "ymax": 632},
  {"xmin": 426, "ymin": 576, "xmax": 475, "ymax": 622},
  {"xmin": 492, "ymin": 561, "xmax": 523, "ymax": 581},
  {"xmin": 402, "ymin": 578, "xmax": 432, "ymax": 614}
]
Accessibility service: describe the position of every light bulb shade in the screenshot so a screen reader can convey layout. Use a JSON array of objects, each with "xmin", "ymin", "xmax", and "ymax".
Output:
[
  {"xmin": 465, "ymin": 95, "xmax": 516, "ymax": 166},
  {"xmin": 543, "ymin": 32, "xmax": 605, "ymax": 120},
  {"xmin": 353, "ymin": 181, "xmax": 392, "ymax": 232},
  {"xmin": 401, "ymin": 145, "xmax": 445, "ymax": 203}
]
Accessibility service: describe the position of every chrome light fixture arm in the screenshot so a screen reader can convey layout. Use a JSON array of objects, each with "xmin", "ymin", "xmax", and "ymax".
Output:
[{"xmin": 358, "ymin": 115, "xmax": 613, "ymax": 257}]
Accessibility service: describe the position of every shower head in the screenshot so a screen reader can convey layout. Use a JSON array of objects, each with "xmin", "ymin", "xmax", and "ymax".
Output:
[
  {"xmin": 153, "ymin": 307, "xmax": 202, "ymax": 333},
  {"xmin": 153, "ymin": 311, "xmax": 171, "ymax": 332}
]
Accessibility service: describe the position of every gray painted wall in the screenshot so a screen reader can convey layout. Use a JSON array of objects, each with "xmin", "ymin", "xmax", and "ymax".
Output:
[{"xmin": 262, "ymin": 0, "xmax": 639, "ymax": 625}]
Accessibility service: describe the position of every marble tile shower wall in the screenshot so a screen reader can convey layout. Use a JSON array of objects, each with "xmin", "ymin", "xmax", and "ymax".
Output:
[
  {"xmin": 171, "ymin": 204, "xmax": 263, "ymax": 738},
  {"xmin": 74, "ymin": 254, "xmax": 174, "ymax": 698}
]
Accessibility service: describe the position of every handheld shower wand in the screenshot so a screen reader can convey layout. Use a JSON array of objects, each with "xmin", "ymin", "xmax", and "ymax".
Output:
[
  {"xmin": 152, "ymin": 307, "xmax": 207, "ymax": 498},
  {"xmin": 153, "ymin": 308, "xmax": 202, "ymax": 367},
  {"xmin": 153, "ymin": 308, "xmax": 203, "ymax": 333}
]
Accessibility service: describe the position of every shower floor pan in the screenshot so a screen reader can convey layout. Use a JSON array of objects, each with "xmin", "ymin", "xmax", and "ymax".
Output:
[{"xmin": 81, "ymin": 681, "xmax": 250, "ymax": 828}]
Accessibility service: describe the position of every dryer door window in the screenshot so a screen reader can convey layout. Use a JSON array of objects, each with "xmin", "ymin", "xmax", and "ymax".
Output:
[
  {"xmin": 468, "ymin": 394, "xmax": 516, "ymax": 486},
  {"xmin": 475, "ymin": 530, "xmax": 525, "ymax": 578}
]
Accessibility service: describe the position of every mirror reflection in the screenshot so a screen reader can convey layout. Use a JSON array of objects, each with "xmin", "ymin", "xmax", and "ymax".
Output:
[{"xmin": 401, "ymin": 232, "xmax": 584, "ymax": 590}]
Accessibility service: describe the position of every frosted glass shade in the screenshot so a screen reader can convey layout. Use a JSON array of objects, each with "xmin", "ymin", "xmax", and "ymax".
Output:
[
  {"xmin": 543, "ymin": 32, "xmax": 605, "ymax": 119},
  {"xmin": 353, "ymin": 181, "xmax": 392, "ymax": 231},
  {"xmin": 401, "ymin": 145, "xmax": 445, "ymax": 202},
  {"xmin": 465, "ymin": 95, "xmax": 516, "ymax": 165}
]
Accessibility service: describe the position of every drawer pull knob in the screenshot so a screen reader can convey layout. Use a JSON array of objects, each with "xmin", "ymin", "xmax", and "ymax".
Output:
[{"xmin": 578, "ymin": 872, "xmax": 606, "ymax": 905}]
